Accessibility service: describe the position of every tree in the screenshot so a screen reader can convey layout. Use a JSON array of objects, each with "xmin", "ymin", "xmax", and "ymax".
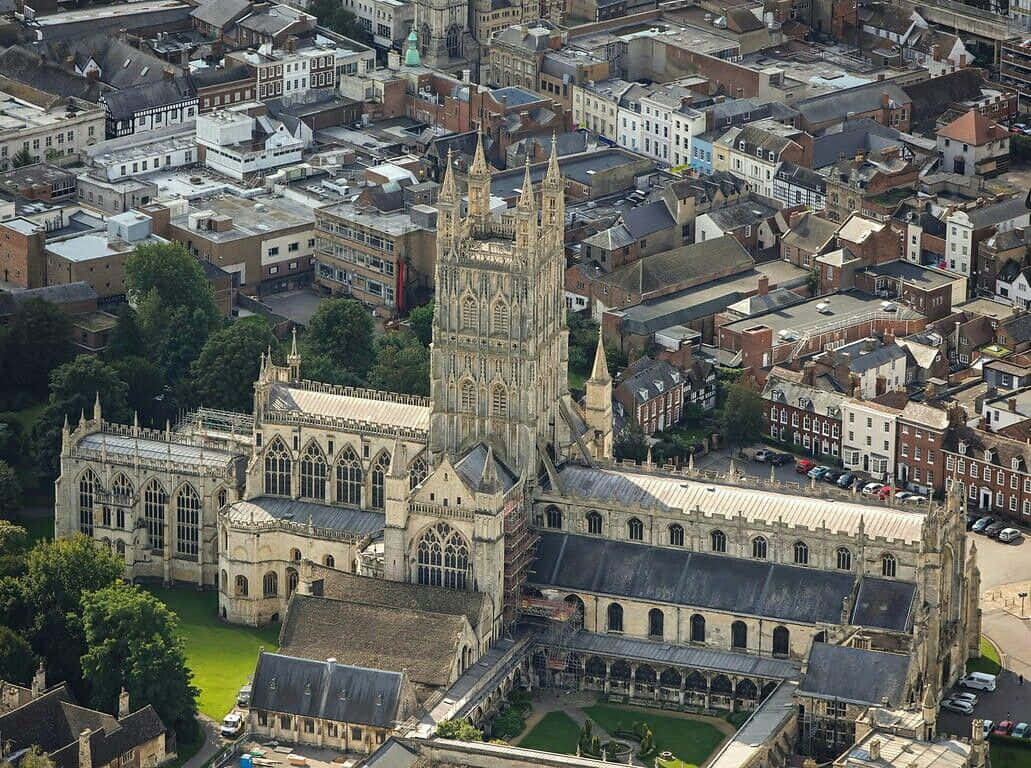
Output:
[
  {"xmin": 11, "ymin": 148, "xmax": 34, "ymax": 169},
  {"xmin": 0, "ymin": 519, "xmax": 29, "ymax": 579},
  {"xmin": 5, "ymin": 536, "xmax": 123, "ymax": 696},
  {"xmin": 435, "ymin": 718, "xmax": 483, "ymax": 742},
  {"xmin": 105, "ymin": 305, "xmax": 146, "ymax": 362},
  {"xmin": 308, "ymin": 0, "xmax": 372, "ymax": 42},
  {"xmin": 408, "ymin": 300, "xmax": 434, "ymax": 346},
  {"xmin": 0, "ymin": 415, "xmax": 26, "ymax": 466},
  {"xmin": 369, "ymin": 331, "xmax": 429, "ymax": 396},
  {"xmin": 81, "ymin": 585, "xmax": 198, "ymax": 735},
  {"xmin": 111, "ymin": 356, "xmax": 166, "ymax": 426},
  {"xmin": 2, "ymin": 298, "xmax": 72, "ymax": 398},
  {"xmin": 33, "ymin": 356, "xmax": 130, "ymax": 478},
  {"xmin": 186, "ymin": 317, "xmax": 277, "ymax": 412},
  {"xmin": 0, "ymin": 624, "xmax": 36, "ymax": 685},
  {"xmin": 721, "ymin": 381, "xmax": 764, "ymax": 450},
  {"xmin": 302, "ymin": 299, "xmax": 375, "ymax": 382},
  {"xmin": 0, "ymin": 460, "xmax": 22, "ymax": 518},
  {"xmin": 614, "ymin": 417, "xmax": 648, "ymax": 462}
]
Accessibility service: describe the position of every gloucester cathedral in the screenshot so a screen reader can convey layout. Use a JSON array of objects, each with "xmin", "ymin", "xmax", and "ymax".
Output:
[{"xmin": 54, "ymin": 136, "xmax": 982, "ymax": 761}]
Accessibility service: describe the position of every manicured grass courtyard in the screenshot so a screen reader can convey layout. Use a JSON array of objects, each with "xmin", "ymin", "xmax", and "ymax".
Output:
[
  {"xmin": 967, "ymin": 636, "xmax": 1002, "ymax": 676},
  {"xmin": 517, "ymin": 711, "xmax": 582, "ymax": 754},
  {"xmin": 582, "ymin": 704, "xmax": 725, "ymax": 767},
  {"xmin": 990, "ymin": 741, "xmax": 1031, "ymax": 768},
  {"xmin": 144, "ymin": 586, "xmax": 280, "ymax": 720}
]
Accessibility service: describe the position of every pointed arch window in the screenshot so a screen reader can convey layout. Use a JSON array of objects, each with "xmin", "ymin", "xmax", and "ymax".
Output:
[
  {"xmin": 460, "ymin": 380, "xmax": 476, "ymax": 413},
  {"xmin": 669, "ymin": 523, "xmax": 684, "ymax": 546},
  {"xmin": 264, "ymin": 438, "xmax": 292, "ymax": 497},
  {"xmin": 545, "ymin": 507, "xmax": 562, "ymax": 529},
  {"xmin": 491, "ymin": 385, "xmax": 508, "ymax": 418},
  {"xmin": 446, "ymin": 23, "xmax": 461, "ymax": 59},
  {"xmin": 299, "ymin": 442, "xmax": 327, "ymax": 500},
  {"xmin": 287, "ymin": 567, "xmax": 299, "ymax": 596},
  {"xmin": 492, "ymin": 301, "xmax": 509, "ymax": 336},
  {"xmin": 793, "ymin": 540, "xmax": 809, "ymax": 565},
  {"xmin": 752, "ymin": 536, "xmax": 768, "ymax": 559},
  {"xmin": 586, "ymin": 510, "xmax": 602, "ymax": 534},
  {"xmin": 627, "ymin": 517, "xmax": 644, "ymax": 541},
  {"xmin": 324, "ymin": 554, "xmax": 335, "ymax": 568},
  {"xmin": 175, "ymin": 484, "xmax": 201, "ymax": 559},
  {"xmin": 710, "ymin": 529, "xmax": 727, "ymax": 553},
  {"xmin": 79, "ymin": 470, "xmax": 99, "ymax": 536},
  {"xmin": 417, "ymin": 522, "xmax": 470, "ymax": 589},
  {"xmin": 335, "ymin": 446, "xmax": 362, "ymax": 506},
  {"xmin": 882, "ymin": 552, "xmax": 897, "ymax": 578},
  {"xmin": 409, "ymin": 456, "xmax": 428, "ymax": 490},
  {"xmin": 143, "ymin": 480, "xmax": 167, "ymax": 552},
  {"xmin": 263, "ymin": 571, "xmax": 278, "ymax": 597},
  {"xmin": 607, "ymin": 603, "xmax": 623, "ymax": 632},
  {"xmin": 371, "ymin": 451, "xmax": 390, "ymax": 509},
  {"xmin": 235, "ymin": 575, "xmax": 248, "ymax": 596},
  {"xmin": 111, "ymin": 473, "xmax": 134, "ymax": 502},
  {"xmin": 836, "ymin": 547, "xmax": 852, "ymax": 571},
  {"xmin": 461, "ymin": 296, "xmax": 478, "ymax": 330}
]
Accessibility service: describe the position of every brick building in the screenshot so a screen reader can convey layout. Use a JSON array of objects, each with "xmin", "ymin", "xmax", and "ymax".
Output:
[
  {"xmin": 0, "ymin": 216, "xmax": 46, "ymax": 288},
  {"xmin": 780, "ymin": 211, "xmax": 839, "ymax": 268},
  {"xmin": 823, "ymin": 146, "xmax": 919, "ymax": 224},
  {"xmin": 896, "ymin": 401, "xmax": 949, "ymax": 497},
  {"xmin": 762, "ymin": 374, "xmax": 845, "ymax": 460},
  {"xmin": 946, "ymin": 426, "xmax": 1031, "ymax": 519},
  {"xmin": 614, "ymin": 356, "xmax": 684, "ymax": 435}
]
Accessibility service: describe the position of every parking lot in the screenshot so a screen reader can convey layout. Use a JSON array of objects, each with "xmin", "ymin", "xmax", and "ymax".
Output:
[{"xmin": 937, "ymin": 670, "xmax": 1031, "ymax": 740}]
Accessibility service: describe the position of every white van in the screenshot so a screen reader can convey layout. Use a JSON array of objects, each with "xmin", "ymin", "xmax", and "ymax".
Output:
[{"xmin": 959, "ymin": 672, "xmax": 997, "ymax": 691}]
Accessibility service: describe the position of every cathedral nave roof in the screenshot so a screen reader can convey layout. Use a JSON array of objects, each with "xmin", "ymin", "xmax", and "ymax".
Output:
[
  {"xmin": 225, "ymin": 496, "xmax": 384, "ymax": 536},
  {"xmin": 77, "ymin": 432, "xmax": 238, "ymax": 471},
  {"xmin": 554, "ymin": 464, "xmax": 924, "ymax": 544},
  {"xmin": 798, "ymin": 643, "xmax": 910, "ymax": 707},
  {"xmin": 267, "ymin": 384, "xmax": 430, "ymax": 434}
]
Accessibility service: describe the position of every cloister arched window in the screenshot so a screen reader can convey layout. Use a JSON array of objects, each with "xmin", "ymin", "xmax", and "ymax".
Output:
[
  {"xmin": 217, "ymin": 489, "xmax": 228, "ymax": 509},
  {"xmin": 111, "ymin": 473, "xmax": 133, "ymax": 502},
  {"xmin": 491, "ymin": 385, "xmax": 508, "ymax": 418},
  {"xmin": 335, "ymin": 447, "xmax": 362, "ymax": 506},
  {"xmin": 607, "ymin": 603, "xmax": 623, "ymax": 632},
  {"xmin": 752, "ymin": 536, "xmax": 768, "ymax": 559},
  {"xmin": 264, "ymin": 438, "xmax": 292, "ymax": 496},
  {"xmin": 290, "ymin": 548, "xmax": 302, "ymax": 562},
  {"xmin": 371, "ymin": 450, "xmax": 390, "ymax": 509},
  {"xmin": 263, "ymin": 571, "xmax": 278, "ymax": 597},
  {"xmin": 143, "ymin": 479, "xmax": 167, "ymax": 552},
  {"xmin": 882, "ymin": 552, "xmax": 897, "ymax": 578},
  {"xmin": 460, "ymin": 380, "xmax": 476, "ymax": 413},
  {"xmin": 731, "ymin": 620, "xmax": 748, "ymax": 649},
  {"xmin": 235, "ymin": 575, "xmax": 248, "ymax": 596},
  {"xmin": 417, "ymin": 522, "xmax": 470, "ymax": 590},
  {"xmin": 836, "ymin": 547, "xmax": 852, "ymax": 571},
  {"xmin": 409, "ymin": 456, "xmax": 428, "ymax": 490},
  {"xmin": 648, "ymin": 608, "xmax": 664, "ymax": 638},
  {"xmin": 690, "ymin": 613, "xmax": 705, "ymax": 643},
  {"xmin": 545, "ymin": 507, "xmax": 562, "ymax": 529},
  {"xmin": 461, "ymin": 296, "xmax": 478, "ymax": 330},
  {"xmin": 627, "ymin": 517, "xmax": 644, "ymax": 541},
  {"xmin": 772, "ymin": 626, "xmax": 790, "ymax": 657},
  {"xmin": 586, "ymin": 510, "xmax": 602, "ymax": 535},
  {"xmin": 79, "ymin": 469, "xmax": 99, "ymax": 536},
  {"xmin": 299, "ymin": 442, "xmax": 327, "ymax": 500},
  {"xmin": 175, "ymin": 484, "xmax": 201, "ymax": 559},
  {"xmin": 324, "ymin": 554, "xmax": 335, "ymax": 568},
  {"xmin": 286, "ymin": 567, "xmax": 299, "ymax": 596},
  {"xmin": 669, "ymin": 524, "xmax": 684, "ymax": 546},
  {"xmin": 492, "ymin": 300, "xmax": 509, "ymax": 336},
  {"xmin": 710, "ymin": 529, "xmax": 727, "ymax": 553},
  {"xmin": 793, "ymin": 540, "xmax": 809, "ymax": 565}
]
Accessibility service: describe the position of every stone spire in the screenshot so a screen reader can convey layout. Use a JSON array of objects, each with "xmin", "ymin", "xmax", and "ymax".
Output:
[
  {"xmin": 466, "ymin": 131, "xmax": 492, "ymax": 227},
  {"xmin": 589, "ymin": 326, "xmax": 610, "ymax": 383},
  {"xmin": 479, "ymin": 445, "xmax": 500, "ymax": 493},
  {"xmin": 584, "ymin": 326, "xmax": 613, "ymax": 461},
  {"xmin": 288, "ymin": 327, "xmax": 301, "ymax": 381},
  {"xmin": 470, "ymin": 130, "xmax": 489, "ymax": 177},
  {"xmin": 439, "ymin": 148, "xmax": 457, "ymax": 203},
  {"xmin": 544, "ymin": 133, "xmax": 561, "ymax": 186},
  {"xmin": 517, "ymin": 159, "xmax": 535, "ymax": 211},
  {"xmin": 93, "ymin": 392, "xmax": 102, "ymax": 422}
]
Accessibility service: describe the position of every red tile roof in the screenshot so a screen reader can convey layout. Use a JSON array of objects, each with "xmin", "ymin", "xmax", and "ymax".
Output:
[{"xmin": 937, "ymin": 109, "xmax": 1008, "ymax": 145}]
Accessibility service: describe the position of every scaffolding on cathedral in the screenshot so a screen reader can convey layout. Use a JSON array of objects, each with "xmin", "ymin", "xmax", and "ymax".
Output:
[
  {"xmin": 176, "ymin": 408, "xmax": 253, "ymax": 437},
  {"xmin": 502, "ymin": 496, "xmax": 538, "ymax": 629},
  {"xmin": 521, "ymin": 592, "xmax": 583, "ymax": 686}
]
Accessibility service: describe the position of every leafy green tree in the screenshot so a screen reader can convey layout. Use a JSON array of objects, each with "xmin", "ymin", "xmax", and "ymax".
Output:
[
  {"xmin": 19, "ymin": 747, "xmax": 55, "ymax": 768},
  {"xmin": 0, "ymin": 460, "xmax": 22, "ymax": 518},
  {"xmin": 369, "ymin": 331, "xmax": 429, "ymax": 396},
  {"xmin": 720, "ymin": 381, "xmax": 764, "ymax": 450},
  {"xmin": 11, "ymin": 148, "xmax": 34, "ymax": 168},
  {"xmin": 408, "ymin": 300, "xmax": 434, "ymax": 346},
  {"xmin": 111, "ymin": 356, "xmax": 166, "ymax": 426},
  {"xmin": 614, "ymin": 417, "xmax": 648, "ymax": 462},
  {"xmin": 0, "ymin": 624, "xmax": 36, "ymax": 685},
  {"xmin": 0, "ymin": 520, "xmax": 27, "ymax": 553},
  {"xmin": 4, "ymin": 536, "xmax": 123, "ymax": 696},
  {"xmin": 302, "ymin": 299, "xmax": 375, "ymax": 382},
  {"xmin": 81, "ymin": 585, "xmax": 198, "ymax": 735},
  {"xmin": 105, "ymin": 305, "xmax": 146, "ymax": 362},
  {"xmin": 492, "ymin": 707, "xmax": 525, "ymax": 739},
  {"xmin": 186, "ymin": 317, "xmax": 276, "ymax": 412},
  {"xmin": 33, "ymin": 356, "xmax": 130, "ymax": 478},
  {"xmin": 0, "ymin": 415, "xmax": 25, "ymax": 466},
  {"xmin": 308, "ymin": 0, "xmax": 372, "ymax": 42},
  {"xmin": 2, "ymin": 298, "xmax": 72, "ymax": 397},
  {"xmin": 435, "ymin": 718, "xmax": 483, "ymax": 742}
]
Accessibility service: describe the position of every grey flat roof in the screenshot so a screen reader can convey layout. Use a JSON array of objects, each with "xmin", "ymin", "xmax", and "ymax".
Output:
[
  {"xmin": 77, "ymin": 432, "xmax": 236, "ymax": 469},
  {"xmin": 226, "ymin": 496, "xmax": 384, "ymax": 535},
  {"xmin": 489, "ymin": 149, "xmax": 646, "ymax": 199},
  {"xmin": 863, "ymin": 260, "xmax": 957, "ymax": 290}
]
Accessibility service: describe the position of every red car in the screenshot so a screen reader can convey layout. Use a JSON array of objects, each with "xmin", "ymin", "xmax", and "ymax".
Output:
[
  {"xmin": 992, "ymin": 721, "xmax": 1014, "ymax": 737},
  {"xmin": 876, "ymin": 485, "xmax": 892, "ymax": 500},
  {"xmin": 796, "ymin": 459, "xmax": 816, "ymax": 474}
]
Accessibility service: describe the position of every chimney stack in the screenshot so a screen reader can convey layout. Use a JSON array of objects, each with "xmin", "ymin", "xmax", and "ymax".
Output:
[
  {"xmin": 1009, "ymin": 397, "xmax": 1017, "ymax": 412},
  {"xmin": 31, "ymin": 662, "xmax": 45, "ymax": 697},
  {"xmin": 758, "ymin": 275, "xmax": 769, "ymax": 296},
  {"xmin": 118, "ymin": 688, "xmax": 130, "ymax": 718},
  {"xmin": 79, "ymin": 730, "xmax": 92, "ymax": 768},
  {"xmin": 869, "ymin": 739, "xmax": 881, "ymax": 760},
  {"xmin": 789, "ymin": 209, "xmax": 805, "ymax": 228}
]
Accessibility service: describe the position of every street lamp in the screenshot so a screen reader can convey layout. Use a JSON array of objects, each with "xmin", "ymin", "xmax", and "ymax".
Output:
[{"xmin": 1019, "ymin": 592, "xmax": 1028, "ymax": 618}]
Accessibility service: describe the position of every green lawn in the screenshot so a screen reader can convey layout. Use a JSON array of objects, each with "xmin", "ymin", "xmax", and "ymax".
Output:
[
  {"xmin": 582, "ymin": 704, "xmax": 725, "ymax": 767},
  {"xmin": 990, "ymin": 741, "xmax": 1031, "ymax": 768},
  {"xmin": 967, "ymin": 636, "xmax": 1002, "ymax": 676},
  {"xmin": 144, "ymin": 586, "xmax": 280, "ymax": 720},
  {"xmin": 517, "ymin": 711, "xmax": 582, "ymax": 753}
]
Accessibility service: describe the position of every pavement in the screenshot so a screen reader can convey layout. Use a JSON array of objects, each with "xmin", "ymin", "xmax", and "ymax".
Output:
[
  {"xmin": 183, "ymin": 715, "xmax": 223, "ymax": 768},
  {"xmin": 260, "ymin": 290, "xmax": 323, "ymax": 325}
]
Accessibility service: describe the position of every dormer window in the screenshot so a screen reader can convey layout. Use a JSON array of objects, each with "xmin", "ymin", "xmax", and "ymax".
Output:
[
  {"xmin": 958, "ymin": 441, "xmax": 966, "ymax": 455},
  {"xmin": 1012, "ymin": 457, "xmax": 1021, "ymax": 470},
  {"xmin": 985, "ymin": 449, "xmax": 993, "ymax": 461}
]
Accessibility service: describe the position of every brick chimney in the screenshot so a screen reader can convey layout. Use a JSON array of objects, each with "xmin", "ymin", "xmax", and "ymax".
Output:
[
  {"xmin": 869, "ymin": 739, "xmax": 881, "ymax": 761},
  {"xmin": 880, "ymin": 93, "xmax": 890, "ymax": 109},
  {"xmin": 1009, "ymin": 397, "xmax": 1017, "ymax": 412},
  {"xmin": 79, "ymin": 730, "xmax": 92, "ymax": 768},
  {"xmin": 789, "ymin": 209, "xmax": 805, "ymax": 228},
  {"xmin": 758, "ymin": 275, "xmax": 769, "ymax": 296},
  {"xmin": 118, "ymin": 688, "xmax": 130, "ymax": 718}
]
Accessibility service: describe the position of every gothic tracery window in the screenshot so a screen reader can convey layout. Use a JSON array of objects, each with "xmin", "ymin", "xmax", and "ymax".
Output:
[
  {"xmin": 409, "ymin": 456, "xmax": 428, "ymax": 490},
  {"xmin": 752, "ymin": 536, "xmax": 768, "ymax": 559},
  {"xmin": 710, "ymin": 529, "xmax": 727, "ymax": 553},
  {"xmin": 264, "ymin": 438, "xmax": 292, "ymax": 497},
  {"xmin": 79, "ymin": 469, "xmax": 99, "ymax": 536},
  {"xmin": 143, "ymin": 479, "xmax": 167, "ymax": 552},
  {"xmin": 492, "ymin": 301, "xmax": 509, "ymax": 336},
  {"xmin": 416, "ymin": 522, "xmax": 470, "ymax": 589},
  {"xmin": 836, "ymin": 547, "xmax": 852, "ymax": 571},
  {"xmin": 461, "ymin": 296, "xmax": 477, "ymax": 330},
  {"xmin": 793, "ymin": 540, "xmax": 809, "ymax": 566},
  {"xmin": 669, "ymin": 523, "xmax": 684, "ymax": 546},
  {"xmin": 882, "ymin": 552, "xmax": 897, "ymax": 578},
  {"xmin": 175, "ymin": 483, "xmax": 200, "ymax": 560},
  {"xmin": 263, "ymin": 571, "xmax": 278, "ymax": 597},
  {"xmin": 111, "ymin": 473, "xmax": 133, "ymax": 502},
  {"xmin": 460, "ymin": 380, "xmax": 476, "ymax": 413},
  {"xmin": 336, "ymin": 446, "xmax": 362, "ymax": 505},
  {"xmin": 627, "ymin": 517, "xmax": 644, "ymax": 541},
  {"xmin": 446, "ymin": 23, "xmax": 462, "ymax": 59},
  {"xmin": 299, "ymin": 442, "xmax": 327, "ymax": 500},
  {"xmin": 491, "ymin": 385, "xmax": 508, "ymax": 418},
  {"xmin": 371, "ymin": 451, "xmax": 390, "ymax": 509},
  {"xmin": 586, "ymin": 510, "xmax": 602, "ymax": 534}
]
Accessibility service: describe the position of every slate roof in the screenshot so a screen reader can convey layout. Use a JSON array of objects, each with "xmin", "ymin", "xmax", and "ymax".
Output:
[
  {"xmin": 224, "ymin": 496, "xmax": 384, "ymax": 536},
  {"xmin": 191, "ymin": 65, "xmax": 252, "ymax": 88},
  {"xmin": 532, "ymin": 532, "xmax": 915, "ymax": 627},
  {"xmin": 798, "ymin": 643, "xmax": 910, "ymax": 706},
  {"xmin": 967, "ymin": 195, "xmax": 1030, "ymax": 229},
  {"xmin": 725, "ymin": 7, "xmax": 764, "ymax": 32},
  {"xmin": 250, "ymin": 652, "xmax": 403, "ymax": 728},
  {"xmin": 796, "ymin": 82, "xmax": 910, "ymax": 128},
  {"xmin": 903, "ymin": 69, "xmax": 986, "ymax": 132},
  {"xmin": 454, "ymin": 443, "xmax": 518, "ymax": 493},
  {"xmin": 102, "ymin": 76, "xmax": 195, "ymax": 121},
  {"xmin": 762, "ymin": 377, "xmax": 846, "ymax": 416},
  {"xmin": 615, "ymin": 357, "xmax": 683, "ymax": 406},
  {"xmin": 810, "ymin": 119, "xmax": 902, "ymax": 169},
  {"xmin": 190, "ymin": 0, "xmax": 251, "ymax": 29},
  {"xmin": 850, "ymin": 577, "xmax": 916, "ymax": 629},
  {"xmin": 703, "ymin": 197, "xmax": 779, "ymax": 232},
  {"xmin": 594, "ymin": 236, "xmax": 753, "ymax": 295},
  {"xmin": 781, "ymin": 212, "xmax": 838, "ymax": 254},
  {"xmin": 279, "ymin": 594, "xmax": 466, "ymax": 687},
  {"xmin": 776, "ymin": 162, "xmax": 827, "ymax": 194},
  {"xmin": 0, "ymin": 47, "xmax": 102, "ymax": 101},
  {"xmin": 0, "ymin": 281, "xmax": 97, "ymax": 317},
  {"xmin": 623, "ymin": 200, "xmax": 675, "ymax": 239}
]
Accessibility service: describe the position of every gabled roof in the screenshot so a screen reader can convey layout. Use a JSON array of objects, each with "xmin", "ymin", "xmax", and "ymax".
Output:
[
  {"xmin": 798, "ymin": 643, "xmax": 911, "ymax": 706},
  {"xmin": 903, "ymin": 69, "xmax": 986, "ymax": 132},
  {"xmin": 938, "ymin": 109, "xmax": 1008, "ymax": 145},
  {"xmin": 796, "ymin": 82, "xmax": 910, "ymax": 127},
  {"xmin": 622, "ymin": 200, "xmax": 675, "ymax": 239},
  {"xmin": 595, "ymin": 235, "xmax": 753, "ymax": 295},
  {"xmin": 190, "ymin": 0, "xmax": 252, "ymax": 29},
  {"xmin": 703, "ymin": 197, "xmax": 779, "ymax": 232},
  {"xmin": 102, "ymin": 76, "xmax": 195, "ymax": 121},
  {"xmin": 454, "ymin": 443, "xmax": 518, "ymax": 493},
  {"xmin": 615, "ymin": 357, "xmax": 682, "ymax": 405},
  {"xmin": 762, "ymin": 376, "xmax": 846, "ymax": 416},
  {"xmin": 725, "ymin": 7, "xmax": 764, "ymax": 32},
  {"xmin": 781, "ymin": 212, "xmax": 839, "ymax": 254}
]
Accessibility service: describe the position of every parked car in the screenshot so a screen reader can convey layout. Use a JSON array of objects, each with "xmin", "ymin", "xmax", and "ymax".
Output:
[
  {"xmin": 904, "ymin": 493, "xmax": 927, "ymax": 506},
  {"xmin": 237, "ymin": 684, "xmax": 252, "ymax": 708},
  {"xmin": 985, "ymin": 521, "xmax": 1007, "ymax": 538},
  {"xmin": 967, "ymin": 514, "xmax": 981, "ymax": 530},
  {"xmin": 1012, "ymin": 722, "xmax": 1030, "ymax": 739},
  {"xmin": 959, "ymin": 672, "xmax": 997, "ymax": 691},
  {"xmin": 796, "ymin": 459, "xmax": 816, "ymax": 474},
  {"xmin": 770, "ymin": 452, "xmax": 793, "ymax": 466},
  {"xmin": 992, "ymin": 721, "xmax": 1014, "ymax": 737},
  {"xmin": 823, "ymin": 469, "xmax": 843, "ymax": 484},
  {"xmin": 941, "ymin": 697, "xmax": 974, "ymax": 715},
  {"xmin": 837, "ymin": 472, "xmax": 856, "ymax": 488},
  {"xmin": 998, "ymin": 528, "xmax": 1022, "ymax": 543},
  {"xmin": 893, "ymin": 491, "xmax": 912, "ymax": 502},
  {"xmin": 808, "ymin": 465, "xmax": 830, "ymax": 480},
  {"xmin": 983, "ymin": 720, "xmax": 994, "ymax": 739},
  {"xmin": 220, "ymin": 713, "xmax": 244, "ymax": 739},
  {"xmin": 754, "ymin": 449, "xmax": 771, "ymax": 463},
  {"xmin": 951, "ymin": 692, "xmax": 978, "ymax": 706},
  {"xmin": 972, "ymin": 516, "xmax": 996, "ymax": 533}
]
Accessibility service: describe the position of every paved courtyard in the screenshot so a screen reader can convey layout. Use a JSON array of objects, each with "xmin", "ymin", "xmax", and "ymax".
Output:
[{"xmin": 260, "ymin": 290, "xmax": 324, "ymax": 325}]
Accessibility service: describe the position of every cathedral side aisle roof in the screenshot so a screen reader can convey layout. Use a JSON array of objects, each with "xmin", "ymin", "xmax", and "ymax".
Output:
[
  {"xmin": 224, "ymin": 496, "xmax": 384, "ymax": 536},
  {"xmin": 798, "ymin": 643, "xmax": 910, "ymax": 707},
  {"xmin": 555, "ymin": 465, "xmax": 925, "ymax": 544},
  {"xmin": 77, "ymin": 432, "xmax": 237, "ymax": 469},
  {"xmin": 267, "ymin": 384, "xmax": 430, "ymax": 433}
]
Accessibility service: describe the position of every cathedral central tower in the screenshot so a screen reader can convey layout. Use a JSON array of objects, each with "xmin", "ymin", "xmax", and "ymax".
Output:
[{"xmin": 428, "ymin": 135, "xmax": 571, "ymax": 474}]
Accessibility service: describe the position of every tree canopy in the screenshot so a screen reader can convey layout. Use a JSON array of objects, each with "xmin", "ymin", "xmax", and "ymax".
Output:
[
  {"xmin": 408, "ymin": 300, "xmax": 434, "ymax": 346},
  {"xmin": 308, "ymin": 0, "xmax": 371, "ymax": 42},
  {"xmin": 614, "ymin": 417, "xmax": 648, "ymax": 462},
  {"xmin": 81, "ymin": 585, "xmax": 198, "ymax": 734},
  {"xmin": 0, "ymin": 460, "xmax": 22, "ymax": 519},
  {"xmin": 302, "ymin": 299, "xmax": 375, "ymax": 383},
  {"xmin": 0, "ymin": 624, "xmax": 36, "ymax": 685},
  {"xmin": 0, "ymin": 298, "xmax": 72, "ymax": 399},
  {"xmin": 186, "ymin": 317, "xmax": 277, "ymax": 412},
  {"xmin": 720, "ymin": 381, "xmax": 764, "ymax": 450},
  {"xmin": 369, "ymin": 331, "xmax": 429, "ymax": 396}
]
